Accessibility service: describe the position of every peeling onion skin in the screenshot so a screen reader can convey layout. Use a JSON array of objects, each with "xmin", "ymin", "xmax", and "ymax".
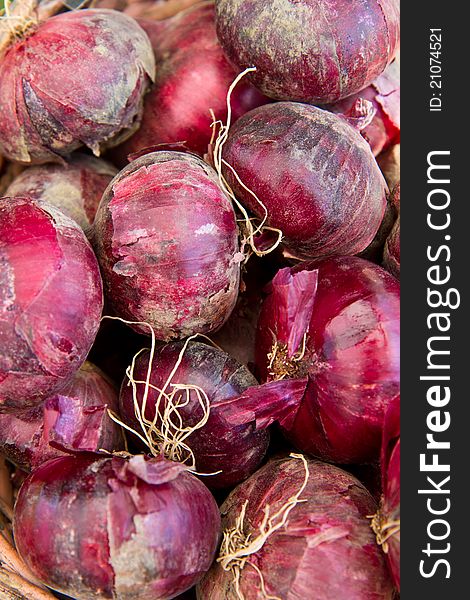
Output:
[
  {"xmin": 93, "ymin": 151, "xmax": 240, "ymax": 340},
  {"xmin": 380, "ymin": 396, "xmax": 400, "ymax": 589},
  {"xmin": 0, "ymin": 362, "xmax": 122, "ymax": 472},
  {"xmin": 0, "ymin": 9, "xmax": 155, "ymax": 164},
  {"xmin": 256, "ymin": 257, "xmax": 400, "ymax": 464},
  {"xmin": 119, "ymin": 341, "xmax": 270, "ymax": 488},
  {"xmin": 327, "ymin": 61, "xmax": 400, "ymax": 157},
  {"xmin": 14, "ymin": 455, "xmax": 221, "ymax": 600},
  {"xmin": 5, "ymin": 154, "xmax": 117, "ymax": 235},
  {"xmin": 223, "ymin": 102, "xmax": 387, "ymax": 259},
  {"xmin": 197, "ymin": 456, "xmax": 393, "ymax": 600},
  {"xmin": 214, "ymin": 0, "xmax": 400, "ymax": 104},
  {"xmin": 114, "ymin": 2, "xmax": 268, "ymax": 164},
  {"xmin": 0, "ymin": 198, "xmax": 103, "ymax": 411}
]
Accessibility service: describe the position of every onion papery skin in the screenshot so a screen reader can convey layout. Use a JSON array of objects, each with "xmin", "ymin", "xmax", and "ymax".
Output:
[
  {"xmin": 214, "ymin": 0, "xmax": 400, "ymax": 104},
  {"xmin": 5, "ymin": 154, "xmax": 117, "ymax": 235},
  {"xmin": 197, "ymin": 455, "xmax": 393, "ymax": 600},
  {"xmin": 256, "ymin": 256, "xmax": 400, "ymax": 464},
  {"xmin": 0, "ymin": 362, "xmax": 122, "ymax": 471},
  {"xmin": 327, "ymin": 61, "xmax": 400, "ymax": 156},
  {"xmin": 383, "ymin": 217, "xmax": 400, "ymax": 278},
  {"xmin": 222, "ymin": 102, "xmax": 387, "ymax": 259},
  {"xmin": 114, "ymin": 2, "xmax": 268, "ymax": 164},
  {"xmin": 14, "ymin": 455, "xmax": 221, "ymax": 599},
  {"xmin": 380, "ymin": 394, "xmax": 400, "ymax": 589},
  {"xmin": 0, "ymin": 9, "xmax": 155, "ymax": 164},
  {"xmin": 93, "ymin": 151, "xmax": 240, "ymax": 340},
  {"xmin": 0, "ymin": 197, "xmax": 103, "ymax": 410},
  {"xmin": 119, "ymin": 341, "xmax": 270, "ymax": 488}
]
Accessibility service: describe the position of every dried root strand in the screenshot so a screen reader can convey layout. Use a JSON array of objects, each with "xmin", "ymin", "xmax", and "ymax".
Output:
[
  {"xmin": 267, "ymin": 333, "xmax": 308, "ymax": 380},
  {"xmin": 369, "ymin": 511, "xmax": 401, "ymax": 554},
  {"xmin": 103, "ymin": 316, "xmax": 215, "ymax": 473},
  {"xmin": 218, "ymin": 453, "xmax": 310, "ymax": 600},
  {"xmin": 210, "ymin": 68, "xmax": 283, "ymax": 262}
]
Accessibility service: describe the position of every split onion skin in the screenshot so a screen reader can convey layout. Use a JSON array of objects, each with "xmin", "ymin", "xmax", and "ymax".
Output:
[
  {"xmin": 5, "ymin": 154, "xmax": 117, "ymax": 235},
  {"xmin": 198, "ymin": 455, "xmax": 394, "ymax": 600},
  {"xmin": 0, "ymin": 362, "xmax": 122, "ymax": 471},
  {"xmin": 114, "ymin": 2, "xmax": 268, "ymax": 164},
  {"xmin": 14, "ymin": 455, "xmax": 221, "ymax": 600},
  {"xmin": 119, "ymin": 341, "xmax": 270, "ymax": 488},
  {"xmin": 0, "ymin": 197, "xmax": 103, "ymax": 410},
  {"xmin": 256, "ymin": 257, "xmax": 400, "ymax": 464},
  {"xmin": 93, "ymin": 151, "xmax": 240, "ymax": 340},
  {"xmin": 222, "ymin": 102, "xmax": 388, "ymax": 259},
  {"xmin": 0, "ymin": 9, "xmax": 155, "ymax": 164},
  {"xmin": 214, "ymin": 0, "xmax": 400, "ymax": 104}
]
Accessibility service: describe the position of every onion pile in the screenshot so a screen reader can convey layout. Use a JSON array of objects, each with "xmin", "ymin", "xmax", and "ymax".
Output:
[
  {"xmin": 0, "ymin": 197, "xmax": 103, "ymax": 410},
  {"xmin": 255, "ymin": 256, "xmax": 400, "ymax": 464},
  {"xmin": 198, "ymin": 454, "xmax": 393, "ymax": 599},
  {"xmin": 222, "ymin": 102, "xmax": 388, "ymax": 259},
  {"xmin": 214, "ymin": 0, "xmax": 400, "ymax": 103},
  {"xmin": 5, "ymin": 154, "xmax": 117, "ymax": 234},
  {"xmin": 114, "ymin": 1, "xmax": 268, "ymax": 163},
  {"xmin": 93, "ymin": 151, "xmax": 240, "ymax": 340},
  {"xmin": 0, "ymin": 9, "xmax": 155, "ymax": 164},
  {"xmin": 119, "ymin": 340, "xmax": 270, "ymax": 488},
  {"xmin": 0, "ymin": 362, "xmax": 122, "ymax": 471},
  {"xmin": 14, "ymin": 454, "xmax": 221, "ymax": 599}
]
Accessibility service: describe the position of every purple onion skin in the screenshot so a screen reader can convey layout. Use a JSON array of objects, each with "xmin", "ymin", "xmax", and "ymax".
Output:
[
  {"xmin": 327, "ymin": 61, "xmax": 400, "ymax": 157},
  {"xmin": 256, "ymin": 257, "xmax": 400, "ymax": 464},
  {"xmin": 0, "ymin": 198, "xmax": 103, "ymax": 410},
  {"xmin": 114, "ymin": 2, "xmax": 268, "ymax": 165},
  {"xmin": 93, "ymin": 151, "xmax": 240, "ymax": 340},
  {"xmin": 0, "ymin": 9, "xmax": 155, "ymax": 164},
  {"xmin": 380, "ymin": 395, "xmax": 400, "ymax": 590},
  {"xmin": 119, "ymin": 341, "xmax": 270, "ymax": 488},
  {"xmin": 214, "ymin": 0, "xmax": 400, "ymax": 104},
  {"xmin": 383, "ymin": 217, "xmax": 400, "ymax": 278},
  {"xmin": 198, "ymin": 456, "xmax": 393, "ymax": 600},
  {"xmin": 14, "ymin": 455, "xmax": 221, "ymax": 600},
  {"xmin": 0, "ymin": 362, "xmax": 122, "ymax": 471},
  {"xmin": 222, "ymin": 102, "xmax": 387, "ymax": 259},
  {"xmin": 5, "ymin": 155, "xmax": 117, "ymax": 235}
]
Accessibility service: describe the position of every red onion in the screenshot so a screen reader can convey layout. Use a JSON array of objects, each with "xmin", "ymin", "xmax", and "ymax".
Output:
[
  {"xmin": 0, "ymin": 362, "xmax": 122, "ymax": 472},
  {"xmin": 255, "ymin": 256, "xmax": 400, "ymax": 464},
  {"xmin": 93, "ymin": 151, "xmax": 240, "ymax": 339},
  {"xmin": 377, "ymin": 145, "xmax": 400, "ymax": 191},
  {"xmin": 119, "ymin": 340, "xmax": 270, "ymax": 488},
  {"xmin": 383, "ymin": 217, "xmax": 400, "ymax": 279},
  {"xmin": 198, "ymin": 454, "xmax": 393, "ymax": 599},
  {"xmin": 0, "ymin": 197, "xmax": 103, "ymax": 410},
  {"xmin": 4, "ymin": 154, "xmax": 117, "ymax": 235},
  {"xmin": 14, "ymin": 454, "xmax": 221, "ymax": 599},
  {"xmin": 372, "ymin": 394, "xmax": 400, "ymax": 590},
  {"xmin": 114, "ymin": 2, "xmax": 268, "ymax": 164},
  {"xmin": 222, "ymin": 102, "xmax": 387, "ymax": 259},
  {"xmin": 0, "ymin": 9, "xmax": 155, "ymax": 164},
  {"xmin": 214, "ymin": 0, "xmax": 400, "ymax": 104},
  {"xmin": 328, "ymin": 61, "xmax": 400, "ymax": 156}
]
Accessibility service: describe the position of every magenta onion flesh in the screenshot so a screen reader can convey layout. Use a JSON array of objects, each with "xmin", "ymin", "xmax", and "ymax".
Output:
[
  {"xmin": 215, "ymin": 0, "xmax": 400, "ymax": 104},
  {"xmin": 5, "ymin": 154, "xmax": 117, "ymax": 234},
  {"xmin": 222, "ymin": 102, "xmax": 387, "ymax": 259},
  {"xmin": 0, "ymin": 197, "xmax": 103, "ymax": 410},
  {"xmin": 119, "ymin": 341, "xmax": 269, "ymax": 488},
  {"xmin": 255, "ymin": 256, "xmax": 400, "ymax": 464},
  {"xmin": 377, "ymin": 394, "xmax": 400, "ymax": 589},
  {"xmin": 328, "ymin": 60, "xmax": 400, "ymax": 156},
  {"xmin": 198, "ymin": 454, "xmax": 393, "ymax": 599},
  {"xmin": 93, "ymin": 151, "xmax": 240, "ymax": 339},
  {"xmin": 0, "ymin": 9, "xmax": 155, "ymax": 164},
  {"xmin": 0, "ymin": 362, "xmax": 122, "ymax": 471},
  {"xmin": 114, "ymin": 2, "xmax": 268, "ymax": 164},
  {"xmin": 14, "ymin": 455, "xmax": 221, "ymax": 599}
]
